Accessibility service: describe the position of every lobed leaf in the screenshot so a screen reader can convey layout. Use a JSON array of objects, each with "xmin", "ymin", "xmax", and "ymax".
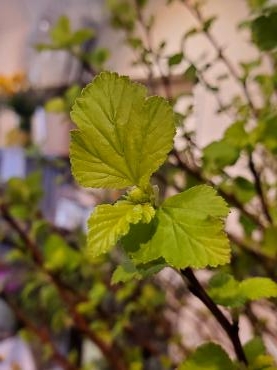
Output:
[
  {"xmin": 70, "ymin": 72, "xmax": 176, "ymax": 189},
  {"xmin": 87, "ymin": 200, "xmax": 155, "ymax": 258},
  {"xmin": 130, "ymin": 185, "xmax": 230, "ymax": 269}
]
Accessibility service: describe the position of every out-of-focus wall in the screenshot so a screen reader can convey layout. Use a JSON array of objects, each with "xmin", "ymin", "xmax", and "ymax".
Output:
[{"xmin": 0, "ymin": 0, "xmax": 265, "ymax": 147}]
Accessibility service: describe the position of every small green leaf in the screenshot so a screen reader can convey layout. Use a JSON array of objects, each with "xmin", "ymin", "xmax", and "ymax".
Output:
[
  {"xmin": 70, "ymin": 29, "xmax": 94, "ymax": 45},
  {"xmin": 208, "ymin": 273, "xmax": 245, "ymax": 307},
  {"xmin": 87, "ymin": 200, "xmax": 155, "ymax": 258},
  {"xmin": 240, "ymin": 277, "xmax": 277, "ymax": 300},
  {"xmin": 203, "ymin": 140, "xmax": 240, "ymax": 174},
  {"xmin": 111, "ymin": 257, "xmax": 166, "ymax": 284},
  {"xmin": 50, "ymin": 16, "xmax": 71, "ymax": 45},
  {"xmin": 45, "ymin": 97, "xmax": 66, "ymax": 112},
  {"xmin": 132, "ymin": 185, "xmax": 230, "ymax": 269},
  {"xmin": 244, "ymin": 337, "xmax": 266, "ymax": 363},
  {"xmin": 44, "ymin": 234, "xmax": 81, "ymax": 271},
  {"xmin": 183, "ymin": 65, "xmax": 198, "ymax": 84},
  {"xmin": 251, "ymin": 11, "xmax": 277, "ymax": 51},
  {"xmin": 262, "ymin": 226, "xmax": 277, "ymax": 256},
  {"xmin": 203, "ymin": 16, "xmax": 217, "ymax": 31},
  {"xmin": 70, "ymin": 72, "xmax": 176, "ymax": 189},
  {"xmin": 168, "ymin": 52, "xmax": 183, "ymax": 66},
  {"xmin": 178, "ymin": 342, "xmax": 235, "ymax": 370},
  {"xmin": 209, "ymin": 273, "xmax": 277, "ymax": 307}
]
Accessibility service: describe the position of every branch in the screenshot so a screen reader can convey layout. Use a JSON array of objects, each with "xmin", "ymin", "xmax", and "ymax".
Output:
[
  {"xmin": 182, "ymin": 0, "xmax": 257, "ymax": 116},
  {"xmin": 180, "ymin": 268, "xmax": 248, "ymax": 365},
  {"xmin": 0, "ymin": 203, "xmax": 128, "ymax": 370},
  {"xmin": 3, "ymin": 295, "xmax": 78, "ymax": 370},
  {"xmin": 248, "ymin": 154, "xmax": 272, "ymax": 224}
]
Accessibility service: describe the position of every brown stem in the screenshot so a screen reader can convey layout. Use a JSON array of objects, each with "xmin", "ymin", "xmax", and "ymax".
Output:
[
  {"xmin": 248, "ymin": 154, "xmax": 272, "ymax": 224},
  {"xmin": 180, "ymin": 268, "xmax": 248, "ymax": 365}
]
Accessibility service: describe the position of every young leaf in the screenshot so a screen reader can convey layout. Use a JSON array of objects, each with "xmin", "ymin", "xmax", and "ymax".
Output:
[
  {"xmin": 168, "ymin": 52, "xmax": 183, "ymax": 66},
  {"xmin": 111, "ymin": 256, "xmax": 166, "ymax": 284},
  {"xmin": 240, "ymin": 277, "xmax": 277, "ymax": 300},
  {"xmin": 131, "ymin": 185, "xmax": 230, "ymax": 269},
  {"xmin": 203, "ymin": 140, "xmax": 240, "ymax": 174},
  {"xmin": 87, "ymin": 200, "xmax": 155, "ymax": 258},
  {"xmin": 209, "ymin": 273, "xmax": 277, "ymax": 307},
  {"xmin": 70, "ymin": 72, "xmax": 176, "ymax": 189},
  {"xmin": 178, "ymin": 342, "xmax": 235, "ymax": 370}
]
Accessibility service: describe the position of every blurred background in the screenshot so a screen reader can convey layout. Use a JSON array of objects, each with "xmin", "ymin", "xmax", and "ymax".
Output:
[{"xmin": 1, "ymin": 0, "xmax": 277, "ymax": 369}]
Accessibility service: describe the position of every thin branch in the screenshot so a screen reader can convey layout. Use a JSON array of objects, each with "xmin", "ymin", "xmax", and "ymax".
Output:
[
  {"xmin": 0, "ymin": 203, "xmax": 128, "ymax": 370},
  {"xmin": 180, "ymin": 268, "xmax": 248, "ymax": 365},
  {"xmin": 248, "ymin": 154, "xmax": 273, "ymax": 224},
  {"xmin": 4, "ymin": 296, "xmax": 78, "ymax": 370}
]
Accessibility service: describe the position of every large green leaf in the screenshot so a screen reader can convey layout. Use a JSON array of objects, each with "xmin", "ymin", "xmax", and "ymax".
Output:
[
  {"xmin": 70, "ymin": 72, "xmax": 175, "ymax": 189},
  {"xmin": 130, "ymin": 185, "xmax": 230, "ymax": 269},
  {"xmin": 178, "ymin": 342, "xmax": 235, "ymax": 370},
  {"xmin": 87, "ymin": 200, "xmax": 155, "ymax": 258}
]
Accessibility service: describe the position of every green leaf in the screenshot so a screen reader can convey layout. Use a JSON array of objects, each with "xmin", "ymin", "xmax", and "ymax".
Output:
[
  {"xmin": 247, "ymin": 0, "xmax": 268, "ymax": 11},
  {"xmin": 251, "ymin": 11, "xmax": 277, "ymax": 51},
  {"xmin": 240, "ymin": 277, "xmax": 277, "ymax": 300},
  {"xmin": 131, "ymin": 185, "xmax": 230, "ymax": 269},
  {"xmin": 83, "ymin": 48, "xmax": 110, "ymax": 68},
  {"xmin": 111, "ymin": 256, "xmax": 166, "ymax": 284},
  {"xmin": 208, "ymin": 273, "xmax": 245, "ymax": 307},
  {"xmin": 224, "ymin": 120, "xmax": 249, "ymax": 148},
  {"xmin": 44, "ymin": 234, "xmax": 81, "ymax": 271},
  {"xmin": 244, "ymin": 337, "xmax": 266, "ymax": 363},
  {"xmin": 209, "ymin": 273, "xmax": 277, "ymax": 307},
  {"xmin": 70, "ymin": 29, "xmax": 94, "ymax": 45},
  {"xmin": 203, "ymin": 16, "xmax": 217, "ymax": 32},
  {"xmin": 50, "ymin": 16, "xmax": 71, "ymax": 45},
  {"xmin": 168, "ymin": 52, "xmax": 183, "ymax": 66},
  {"xmin": 45, "ymin": 97, "xmax": 66, "ymax": 112},
  {"xmin": 183, "ymin": 65, "xmax": 198, "ymax": 84},
  {"xmin": 203, "ymin": 140, "xmax": 240, "ymax": 174},
  {"xmin": 87, "ymin": 200, "xmax": 155, "ymax": 258},
  {"xmin": 70, "ymin": 72, "xmax": 175, "ymax": 189},
  {"xmin": 233, "ymin": 177, "xmax": 256, "ymax": 204},
  {"xmin": 262, "ymin": 226, "xmax": 277, "ymax": 256},
  {"xmin": 178, "ymin": 342, "xmax": 235, "ymax": 370}
]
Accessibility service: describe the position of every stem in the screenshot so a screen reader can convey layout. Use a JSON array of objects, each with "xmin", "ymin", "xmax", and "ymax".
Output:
[
  {"xmin": 180, "ymin": 268, "xmax": 248, "ymax": 365},
  {"xmin": 248, "ymin": 154, "xmax": 272, "ymax": 224}
]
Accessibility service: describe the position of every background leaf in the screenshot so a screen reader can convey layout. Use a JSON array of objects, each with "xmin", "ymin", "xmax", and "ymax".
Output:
[{"xmin": 178, "ymin": 342, "xmax": 235, "ymax": 370}]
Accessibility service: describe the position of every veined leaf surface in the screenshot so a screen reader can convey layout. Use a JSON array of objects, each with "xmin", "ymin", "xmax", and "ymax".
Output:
[
  {"xmin": 70, "ymin": 72, "xmax": 175, "ymax": 189},
  {"xmin": 131, "ymin": 185, "xmax": 230, "ymax": 269},
  {"xmin": 87, "ymin": 200, "xmax": 155, "ymax": 258}
]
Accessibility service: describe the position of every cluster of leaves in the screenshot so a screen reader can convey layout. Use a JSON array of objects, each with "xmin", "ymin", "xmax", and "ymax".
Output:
[
  {"xmin": 2, "ymin": 0, "xmax": 277, "ymax": 369},
  {"xmin": 70, "ymin": 72, "xmax": 231, "ymax": 280},
  {"xmin": 0, "ymin": 170, "xmax": 180, "ymax": 370}
]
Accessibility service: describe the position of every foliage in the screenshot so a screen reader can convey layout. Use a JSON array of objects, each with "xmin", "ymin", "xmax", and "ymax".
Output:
[{"xmin": 1, "ymin": 0, "xmax": 277, "ymax": 369}]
